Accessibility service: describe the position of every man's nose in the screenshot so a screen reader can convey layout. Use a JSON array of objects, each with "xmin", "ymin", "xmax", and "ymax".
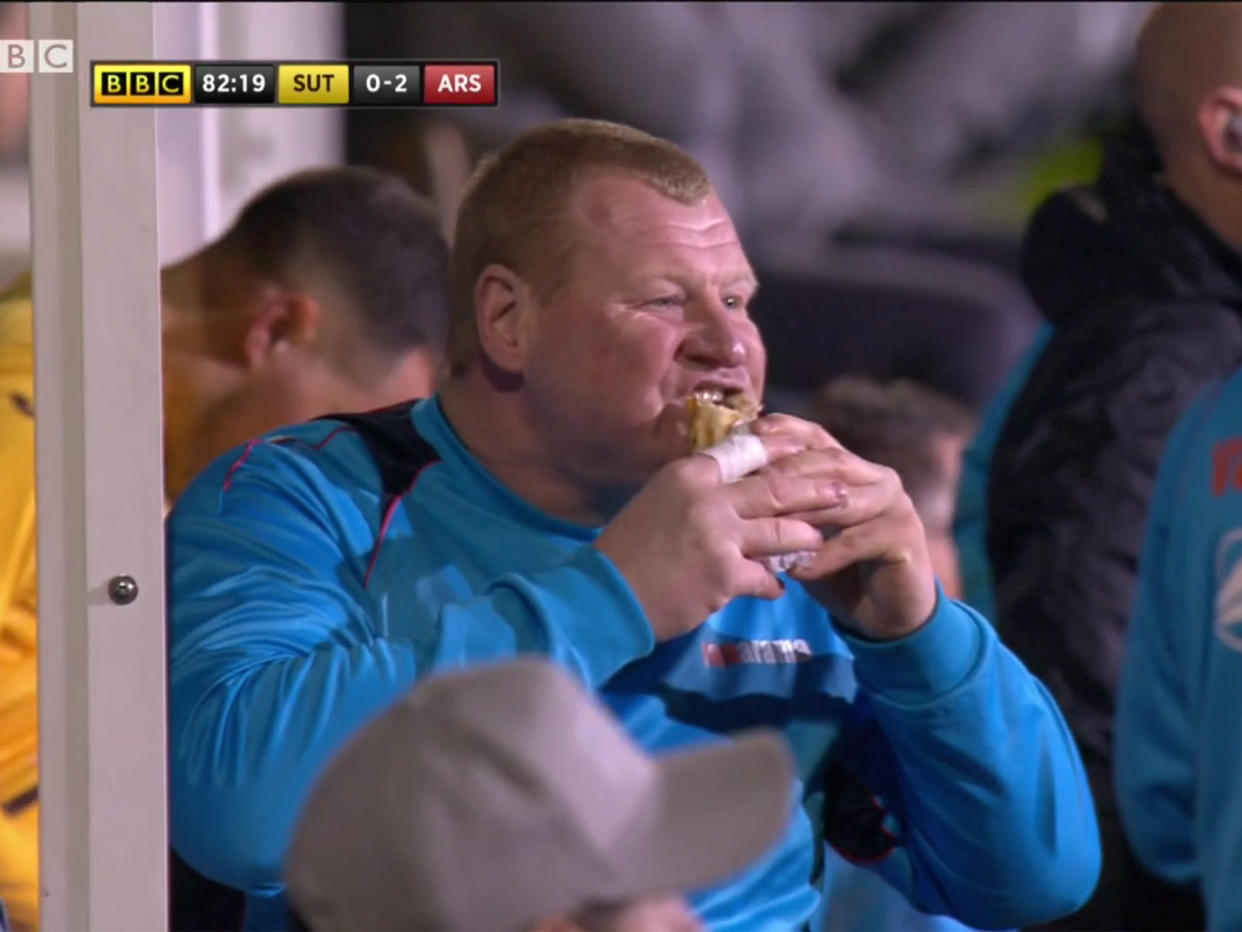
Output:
[{"xmin": 679, "ymin": 300, "xmax": 746, "ymax": 369}]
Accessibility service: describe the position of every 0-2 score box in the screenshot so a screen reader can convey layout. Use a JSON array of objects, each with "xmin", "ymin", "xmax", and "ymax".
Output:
[{"xmin": 90, "ymin": 60, "xmax": 499, "ymax": 108}]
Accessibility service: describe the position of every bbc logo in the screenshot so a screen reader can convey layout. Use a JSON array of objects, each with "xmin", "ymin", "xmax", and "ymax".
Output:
[
  {"xmin": 100, "ymin": 69, "xmax": 184, "ymax": 98},
  {"xmin": 91, "ymin": 64, "xmax": 191, "ymax": 106},
  {"xmin": 0, "ymin": 39, "xmax": 74, "ymax": 74}
]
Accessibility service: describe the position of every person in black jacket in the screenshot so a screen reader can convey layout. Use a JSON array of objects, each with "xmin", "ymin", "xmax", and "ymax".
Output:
[{"xmin": 987, "ymin": 3, "xmax": 1242, "ymax": 928}]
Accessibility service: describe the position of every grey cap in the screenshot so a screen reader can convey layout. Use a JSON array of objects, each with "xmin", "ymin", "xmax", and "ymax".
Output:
[{"xmin": 284, "ymin": 658, "xmax": 794, "ymax": 931}]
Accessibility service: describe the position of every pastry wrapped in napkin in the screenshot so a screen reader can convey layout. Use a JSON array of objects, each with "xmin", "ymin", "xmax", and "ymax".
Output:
[{"xmin": 688, "ymin": 391, "xmax": 817, "ymax": 574}]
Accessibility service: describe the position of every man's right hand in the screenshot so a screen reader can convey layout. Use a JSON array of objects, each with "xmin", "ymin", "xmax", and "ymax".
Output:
[{"xmin": 594, "ymin": 434, "xmax": 830, "ymax": 641}]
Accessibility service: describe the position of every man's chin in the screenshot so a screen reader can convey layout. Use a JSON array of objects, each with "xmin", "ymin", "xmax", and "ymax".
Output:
[
  {"xmin": 591, "ymin": 439, "xmax": 681, "ymax": 498},
  {"xmin": 579, "ymin": 408, "xmax": 692, "ymax": 489}
]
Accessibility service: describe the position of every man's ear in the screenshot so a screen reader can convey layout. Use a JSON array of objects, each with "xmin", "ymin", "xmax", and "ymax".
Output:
[
  {"xmin": 1198, "ymin": 86, "xmax": 1242, "ymax": 177},
  {"xmin": 241, "ymin": 292, "xmax": 321, "ymax": 368},
  {"xmin": 473, "ymin": 263, "xmax": 537, "ymax": 375}
]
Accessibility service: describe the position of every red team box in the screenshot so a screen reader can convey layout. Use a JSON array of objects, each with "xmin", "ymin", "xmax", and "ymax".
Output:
[{"xmin": 423, "ymin": 63, "xmax": 497, "ymax": 106}]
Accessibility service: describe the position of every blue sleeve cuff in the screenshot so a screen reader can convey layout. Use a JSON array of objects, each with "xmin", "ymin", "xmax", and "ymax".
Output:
[{"xmin": 842, "ymin": 582, "xmax": 985, "ymax": 706}]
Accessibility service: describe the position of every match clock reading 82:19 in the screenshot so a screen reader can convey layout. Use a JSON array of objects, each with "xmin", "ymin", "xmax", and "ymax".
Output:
[{"xmin": 193, "ymin": 63, "xmax": 276, "ymax": 104}]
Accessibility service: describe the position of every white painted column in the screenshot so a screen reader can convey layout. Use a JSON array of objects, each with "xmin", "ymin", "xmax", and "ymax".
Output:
[{"xmin": 27, "ymin": 3, "xmax": 168, "ymax": 929}]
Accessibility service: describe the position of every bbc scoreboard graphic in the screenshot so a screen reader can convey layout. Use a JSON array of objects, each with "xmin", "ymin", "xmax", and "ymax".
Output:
[{"xmin": 88, "ymin": 60, "xmax": 499, "ymax": 107}]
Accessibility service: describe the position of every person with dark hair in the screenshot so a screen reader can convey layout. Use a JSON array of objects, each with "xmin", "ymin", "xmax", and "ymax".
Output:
[
  {"xmin": 161, "ymin": 165, "xmax": 450, "ymax": 498},
  {"xmin": 985, "ymin": 2, "xmax": 1242, "ymax": 927},
  {"xmin": 810, "ymin": 376, "xmax": 983, "ymax": 932},
  {"xmin": 0, "ymin": 165, "xmax": 450, "ymax": 931},
  {"xmin": 166, "ymin": 118, "xmax": 1098, "ymax": 932},
  {"xmin": 812, "ymin": 377, "xmax": 976, "ymax": 601}
]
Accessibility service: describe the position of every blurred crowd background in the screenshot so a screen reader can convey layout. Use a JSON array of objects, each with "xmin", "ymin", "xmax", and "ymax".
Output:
[
  {"xmin": 342, "ymin": 1, "xmax": 1152, "ymax": 415},
  {"xmin": 0, "ymin": 1, "xmax": 1150, "ymax": 416}
]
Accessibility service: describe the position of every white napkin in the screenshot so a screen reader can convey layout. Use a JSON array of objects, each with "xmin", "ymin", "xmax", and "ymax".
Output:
[{"xmin": 698, "ymin": 427, "xmax": 817, "ymax": 574}]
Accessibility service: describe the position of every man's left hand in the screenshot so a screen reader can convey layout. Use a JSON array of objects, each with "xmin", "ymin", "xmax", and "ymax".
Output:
[{"xmin": 749, "ymin": 414, "xmax": 938, "ymax": 640}]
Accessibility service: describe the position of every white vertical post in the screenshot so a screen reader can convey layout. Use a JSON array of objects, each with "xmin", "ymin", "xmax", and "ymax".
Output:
[{"xmin": 28, "ymin": 3, "xmax": 168, "ymax": 930}]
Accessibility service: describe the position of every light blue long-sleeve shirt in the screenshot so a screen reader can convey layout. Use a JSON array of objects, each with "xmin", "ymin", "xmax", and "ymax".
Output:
[
  {"xmin": 168, "ymin": 396, "xmax": 1100, "ymax": 930},
  {"xmin": 1116, "ymin": 370, "xmax": 1242, "ymax": 928}
]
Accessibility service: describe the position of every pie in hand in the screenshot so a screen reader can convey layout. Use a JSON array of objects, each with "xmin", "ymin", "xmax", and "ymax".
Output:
[{"xmin": 687, "ymin": 390, "xmax": 761, "ymax": 450}]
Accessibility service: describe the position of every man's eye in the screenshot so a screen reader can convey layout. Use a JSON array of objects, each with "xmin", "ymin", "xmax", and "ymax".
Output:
[
  {"xmin": 723, "ymin": 295, "xmax": 748, "ymax": 311},
  {"xmin": 646, "ymin": 295, "xmax": 683, "ymax": 308}
]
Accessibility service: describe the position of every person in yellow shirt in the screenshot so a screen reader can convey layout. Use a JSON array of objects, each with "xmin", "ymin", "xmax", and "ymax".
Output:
[
  {"xmin": 0, "ymin": 270, "xmax": 38, "ymax": 932},
  {"xmin": 0, "ymin": 166, "xmax": 451, "ymax": 930}
]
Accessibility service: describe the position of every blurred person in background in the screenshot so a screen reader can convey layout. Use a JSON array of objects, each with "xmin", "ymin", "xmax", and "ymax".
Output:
[
  {"xmin": 165, "ymin": 117, "xmax": 1099, "ymax": 932},
  {"xmin": 952, "ymin": 325, "xmax": 1052, "ymax": 619},
  {"xmin": 0, "ymin": 167, "xmax": 450, "ymax": 932},
  {"xmin": 809, "ymin": 376, "xmax": 984, "ymax": 932},
  {"xmin": 1114, "ymin": 365, "xmax": 1242, "ymax": 929},
  {"xmin": 285, "ymin": 658, "xmax": 794, "ymax": 932},
  {"xmin": 986, "ymin": 3, "xmax": 1242, "ymax": 927},
  {"xmin": 158, "ymin": 167, "xmax": 448, "ymax": 498},
  {"xmin": 812, "ymin": 377, "xmax": 976, "ymax": 601},
  {"xmin": 0, "ymin": 275, "xmax": 36, "ymax": 932}
]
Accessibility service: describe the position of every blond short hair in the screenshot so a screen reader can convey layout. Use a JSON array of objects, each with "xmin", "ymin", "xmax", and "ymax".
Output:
[{"xmin": 446, "ymin": 119, "xmax": 712, "ymax": 375}]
